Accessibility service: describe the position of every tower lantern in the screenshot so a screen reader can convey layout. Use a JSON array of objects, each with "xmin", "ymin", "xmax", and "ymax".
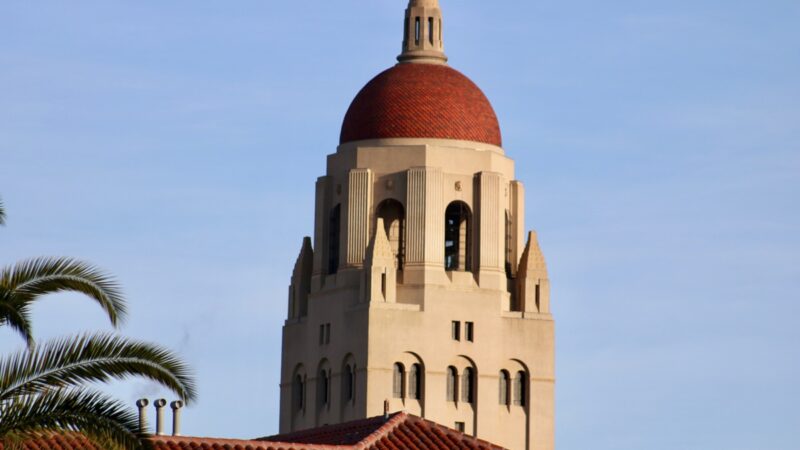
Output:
[{"xmin": 399, "ymin": 0, "xmax": 447, "ymax": 64}]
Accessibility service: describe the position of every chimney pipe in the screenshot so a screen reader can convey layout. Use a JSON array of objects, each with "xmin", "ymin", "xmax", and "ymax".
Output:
[
  {"xmin": 170, "ymin": 400, "xmax": 184, "ymax": 436},
  {"xmin": 135, "ymin": 399, "xmax": 149, "ymax": 434},
  {"xmin": 383, "ymin": 399, "xmax": 390, "ymax": 419},
  {"xmin": 153, "ymin": 398, "xmax": 167, "ymax": 435}
]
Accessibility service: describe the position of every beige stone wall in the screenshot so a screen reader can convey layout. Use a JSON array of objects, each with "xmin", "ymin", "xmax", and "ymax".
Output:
[{"xmin": 280, "ymin": 138, "xmax": 554, "ymax": 450}]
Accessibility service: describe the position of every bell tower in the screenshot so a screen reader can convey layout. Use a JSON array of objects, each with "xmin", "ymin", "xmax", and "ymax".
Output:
[{"xmin": 279, "ymin": 2, "xmax": 554, "ymax": 449}]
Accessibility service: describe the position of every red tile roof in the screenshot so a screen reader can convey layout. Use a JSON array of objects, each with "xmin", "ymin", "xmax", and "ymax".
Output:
[
  {"xmin": 0, "ymin": 413, "xmax": 506, "ymax": 450},
  {"xmin": 340, "ymin": 63, "xmax": 502, "ymax": 147}
]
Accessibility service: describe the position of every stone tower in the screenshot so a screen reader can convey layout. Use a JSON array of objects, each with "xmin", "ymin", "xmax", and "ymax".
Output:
[{"xmin": 279, "ymin": 1, "xmax": 554, "ymax": 449}]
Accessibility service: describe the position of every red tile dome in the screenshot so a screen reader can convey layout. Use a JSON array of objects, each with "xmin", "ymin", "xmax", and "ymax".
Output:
[{"xmin": 340, "ymin": 63, "xmax": 502, "ymax": 146}]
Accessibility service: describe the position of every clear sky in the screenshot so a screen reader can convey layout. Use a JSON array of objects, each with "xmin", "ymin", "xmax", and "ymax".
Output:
[{"xmin": 1, "ymin": 1, "xmax": 798, "ymax": 449}]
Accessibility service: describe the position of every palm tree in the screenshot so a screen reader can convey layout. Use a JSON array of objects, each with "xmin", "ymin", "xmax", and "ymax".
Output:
[
  {"xmin": 0, "ymin": 196, "xmax": 5, "ymax": 225},
  {"xmin": 0, "ymin": 198, "xmax": 197, "ymax": 449}
]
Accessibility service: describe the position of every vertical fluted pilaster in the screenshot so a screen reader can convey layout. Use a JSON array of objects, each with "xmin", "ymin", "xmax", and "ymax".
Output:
[
  {"xmin": 478, "ymin": 172, "xmax": 504, "ymax": 271},
  {"xmin": 346, "ymin": 169, "xmax": 373, "ymax": 267},
  {"xmin": 478, "ymin": 172, "xmax": 505, "ymax": 289},
  {"xmin": 406, "ymin": 167, "xmax": 444, "ymax": 266}
]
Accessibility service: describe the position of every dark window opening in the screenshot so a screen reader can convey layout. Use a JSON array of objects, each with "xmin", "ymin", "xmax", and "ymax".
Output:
[
  {"xmin": 327, "ymin": 205, "xmax": 341, "ymax": 274},
  {"xmin": 465, "ymin": 322, "xmax": 474, "ymax": 342},
  {"xmin": 451, "ymin": 321, "xmax": 461, "ymax": 341},
  {"xmin": 446, "ymin": 366, "xmax": 458, "ymax": 402},
  {"xmin": 445, "ymin": 202, "xmax": 471, "ymax": 271},
  {"xmin": 513, "ymin": 371, "xmax": 526, "ymax": 406},
  {"xmin": 393, "ymin": 363, "xmax": 405, "ymax": 398},
  {"xmin": 318, "ymin": 369, "xmax": 330, "ymax": 408},
  {"xmin": 343, "ymin": 365, "xmax": 354, "ymax": 403},
  {"xmin": 461, "ymin": 367, "xmax": 475, "ymax": 403},
  {"xmin": 415, "ymin": 17, "xmax": 421, "ymax": 45},
  {"xmin": 499, "ymin": 370, "xmax": 510, "ymax": 406},
  {"xmin": 292, "ymin": 374, "xmax": 304, "ymax": 412},
  {"xmin": 409, "ymin": 363, "xmax": 422, "ymax": 400},
  {"xmin": 428, "ymin": 17, "xmax": 434, "ymax": 45}
]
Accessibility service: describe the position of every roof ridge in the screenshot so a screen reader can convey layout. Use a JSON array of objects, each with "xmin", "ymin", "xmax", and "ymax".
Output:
[
  {"xmin": 352, "ymin": 411, "xmax": 409, "ymax": 449},
  {"xmin": 151, "ymin": 435, "xmax": 353, "ymax": 449}
]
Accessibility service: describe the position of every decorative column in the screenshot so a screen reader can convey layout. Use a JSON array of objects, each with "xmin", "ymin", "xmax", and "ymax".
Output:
[
  {"xmin": 345, "ymin": 169, "xmax": 373, "ymax": 268},
  {"xmin": 478, "ymin": 171, "xmax": 506, "ymax": 289},
  {"xmin": 405, "ymin": 167, "xmax": 444, "ymax": 284}
]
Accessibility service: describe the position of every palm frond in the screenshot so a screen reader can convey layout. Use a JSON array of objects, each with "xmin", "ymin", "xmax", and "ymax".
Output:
[
  {"xmin": 0, "ymin": 196, "xmax": 5, "ymax": 225},
  {"xmin": 0, "ymin": 388, "xmax": 145, "ymax": 450},
  {"xmin": 0, "ymin": 301, "xmax": 33, "ymax": 348},
  {"xmin": 0, "ymin": 257, "xmax": 126, "ymax": 345},
  {"xmin": 0, "ymin": 333, "xmax": 197, "ymax": 404}
]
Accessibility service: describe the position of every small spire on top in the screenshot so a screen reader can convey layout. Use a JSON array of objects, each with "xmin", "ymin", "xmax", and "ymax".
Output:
[{"xmin": 398, "ymin": 0, "xmax": 448, "ymax": 64}]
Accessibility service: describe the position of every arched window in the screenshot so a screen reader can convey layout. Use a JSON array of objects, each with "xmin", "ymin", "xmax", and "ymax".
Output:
[
  {"xmin": 318, "ymin": 369, "xmax": 330, "ymax": 408},
  {"xmin": 446, "ymin": 366, "xmax": 458, "ymax": 402},
  {"xmin": 393, "ymin": 363, "xmax": 405, "ymax": 399},
  {"xmin": 513, "ymin": 371, "xmax": 526, "ymax": 406},
  {"xmin": 292, "ymin": 374, "xmax": 304, "ymax": 412},
  {"xmin": 445, "ymin": 202, "xmax": 471, "ymax": 271},
  {"xmin": 499, "ymin": 370, "xmax": 510, "ymax": 406},
  {"xmin": 343, "ymin": 364, "xmax": 355, "ymax": 403},
  {"xmin": 409, "ymin": 363, "xmax": 422, "ymax": 400},
  {"xmin": 376, "ymin": 199, "xmax": 406, "ymax": 269},
  {"xmin": 328, "ymin": 205, "xmax": 341, "ymax": 274},
  {"xmin": 461, "ymin": 367, "xmax": 475, "ymax": 404}
]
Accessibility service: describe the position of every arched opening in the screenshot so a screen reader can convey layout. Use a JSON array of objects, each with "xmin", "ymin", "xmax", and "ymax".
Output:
[
  {"xmin": 499, "ymin": 370, "xmax": 510, "ymax": 406},
  {"xmin": 342, "ymin": 364, "xmax": 355, "ymax": 404},
  {"xmin": 292, "ymin": 374, "xmax": 305, "ymax": 413},
  {"xmin": 376, "ymin": 199, "xmax": 405, "ymax": 269},
  {"xmin": 513, "ymin": 371, "xmax": 526, "ymax": 406},
  {"xmin": 409, "ymin": 363, "xmax": 423, "ymax": 400},
  {"xmin": 318, "ymin": 368, "xmax": 330, "ymax": 409},
  {"xmin": 461, "ymin": 367, "xmax": 475, "ymax": 404},
  {"xmin": 446, "ymin": 366, "xmax": 458, "ymax": 402},
  {"xmin": 392, "ymin": 363, "xmax": 405, "ymax": 399},
  {"xmin": 445, "ymin": 202, "xmax": 472, "ymax": 271},
  {"xmin": 328, "ymin": 204, "xmax": 341, "ymax": 275}
]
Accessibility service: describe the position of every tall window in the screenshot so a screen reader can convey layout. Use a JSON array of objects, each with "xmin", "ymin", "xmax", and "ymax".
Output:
[
  {"xmin": 292, "ymin": 374, "xmax": 304, "ymax": 413},
  {"xmin": 327, "ymin": 205, "xmax": 341, "ymax": 274},
  {"xmin": 393, "ymin": 363, "xmax": 405, "ymax": 399},
  {"xmin": 499, "ymin": 370, "xmax": 510, "ymax": 406},
  {"xmin": 446, "ymin": 366, "xmax": 458, "ymax": 402},
  {"xmin": 318, "ymin": 369, "xmax": 330, "ymax": 408},
  {"xmin": 428, "ymin": 17, "xmax": 434, "ymax": 44},
  {"xmin": 343, "ymin": 364, "xmax": 355, "ymax": 403},
  {"xmin": 513, "ymin": 371, "xmax": 526, "ymax": 406},
  {"xmin": 461, "ymin": 367, "xmax": 475, "ymax": 404},
  {"xmin": 376, "ymin": 199, "xmax": 405, "ymax": 269},
  {"xmin": 445, "ymin": 202, "xmax": 471, "ymax": 271},
  {"xmin": 451, "ymin": 321, "xmax": 461, "ymax": 341},
  {"xmin": 505, "ymin": 210, "xmax": 513, "ymax": 278},
  {"xmin": 409, "ymin": 363, "xmax": 422, "ymax": 400}
]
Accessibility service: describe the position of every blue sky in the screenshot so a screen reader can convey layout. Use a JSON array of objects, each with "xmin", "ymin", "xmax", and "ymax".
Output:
[{"xmin": 1, "ymin": 1, "xmax": 798, "ymax": 449}]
